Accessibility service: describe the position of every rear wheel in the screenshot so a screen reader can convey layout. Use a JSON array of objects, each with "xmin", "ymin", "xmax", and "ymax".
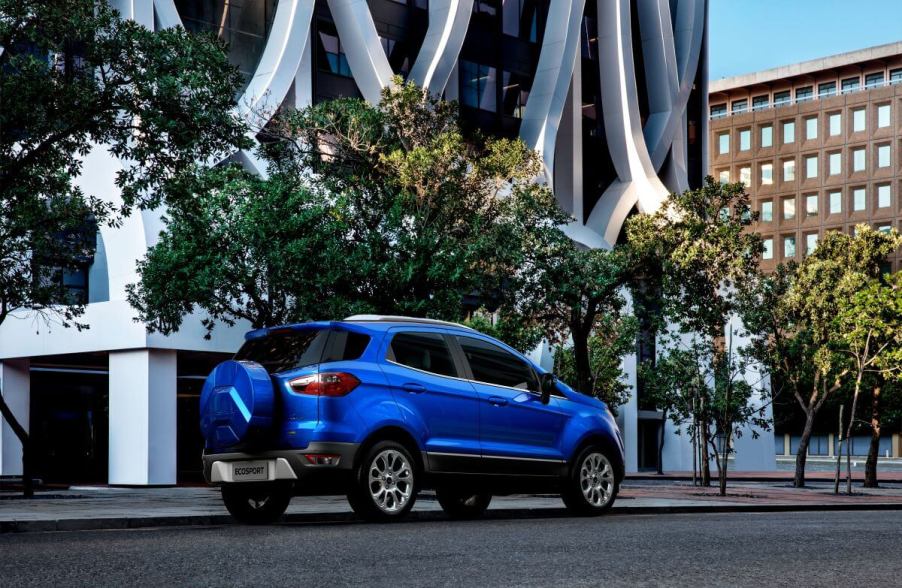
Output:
[
  {"xmin": 561, "ymin": 446, "xmax": 618, "ymax": 516},
  {"xmin": 435, "ymin": 488, "xmax": 492, "ymax": 519},
  {"xmin": 221, "ymin": 483, "xmax": 291, "ymax": 524},
  {"xmin": 347, "ymin": 441, "xmax": 418, "ymax": 522}
]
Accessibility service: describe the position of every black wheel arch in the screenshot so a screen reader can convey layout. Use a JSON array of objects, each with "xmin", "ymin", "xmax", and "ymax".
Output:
[
  {"xmin": 355, "ymin": 426, "xmax": 425, "ymax": 473},
  {"xmin": 569, "ymin": 435, "xmax": 625, "ymax": 484}
]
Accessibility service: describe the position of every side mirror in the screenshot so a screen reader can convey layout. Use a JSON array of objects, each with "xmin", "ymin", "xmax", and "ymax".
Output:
[{"xmin": 540, "ymin": 373, "xmax": 555, "ymax": 405}]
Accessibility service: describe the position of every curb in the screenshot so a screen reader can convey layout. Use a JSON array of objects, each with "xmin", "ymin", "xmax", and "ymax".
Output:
[{"xmin": 5, "ymin": 502, "xmax": 902, "ymax": 534}]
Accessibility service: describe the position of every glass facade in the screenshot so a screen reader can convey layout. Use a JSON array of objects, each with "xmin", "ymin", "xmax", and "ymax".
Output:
[{"xmin": 460, "ymin": 60, "xmax": 497, "ymax": 112}]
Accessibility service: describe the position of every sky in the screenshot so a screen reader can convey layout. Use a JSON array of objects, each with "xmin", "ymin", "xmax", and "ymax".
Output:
[{"xmin": 709, "ymin": 0, "xmax": 902, "ymax": 80}]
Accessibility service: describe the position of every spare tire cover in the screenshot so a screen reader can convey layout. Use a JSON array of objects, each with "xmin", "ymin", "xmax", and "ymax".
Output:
[{"xmin": 199, "ymin": 360, "xmax": 275, "ymax": 450}]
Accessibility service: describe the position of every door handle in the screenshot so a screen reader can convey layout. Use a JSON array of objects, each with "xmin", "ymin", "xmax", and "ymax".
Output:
[
  {"xmin": 402, "ymin": 382, "xmax": 426, "ymax": 394},
  {"xmin": 488, "ymin": 396, "xmax": 509, "ymax": 407}
]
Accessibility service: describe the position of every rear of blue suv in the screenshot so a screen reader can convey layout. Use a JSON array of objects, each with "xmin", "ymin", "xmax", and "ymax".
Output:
[{"xmin": 200, "ymin": 316, "xmax": 624, "ymax": 523}]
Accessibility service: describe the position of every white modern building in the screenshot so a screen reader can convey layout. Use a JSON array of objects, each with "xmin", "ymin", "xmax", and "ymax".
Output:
[{"xmin": 0, "ymin": 0, "xmax": 773, "ymax": 486}]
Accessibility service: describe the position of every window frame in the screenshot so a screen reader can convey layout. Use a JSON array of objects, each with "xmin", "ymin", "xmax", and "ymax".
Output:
[
  {"xmin": 453, "ymin": 334, "xmax": 542, "ymax": 393},
  {"xmin": 386, "ymin": 330, "xmax": 463, "ymax": 379}
]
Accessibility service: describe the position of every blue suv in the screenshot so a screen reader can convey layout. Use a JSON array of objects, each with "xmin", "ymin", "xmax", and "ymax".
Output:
[{"xmin": 200, "ymin": 316, "xmax": 624, "ymax": 523}]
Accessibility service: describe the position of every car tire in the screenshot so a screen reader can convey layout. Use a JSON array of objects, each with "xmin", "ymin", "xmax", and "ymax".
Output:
[
  {"xmin": 347, "ymin": 440, "xmax": 418, "ymax": 522},
  {"xmin": 561, "ymin": 446, "xmax": 619, "ymax": 516},
  {"xmin": 435, "ymin": 488, "xmax": 492, "ymax": 520},
  {"xmin": 221, "ymin": 483, "xmax": 292, "ymax": 524}
]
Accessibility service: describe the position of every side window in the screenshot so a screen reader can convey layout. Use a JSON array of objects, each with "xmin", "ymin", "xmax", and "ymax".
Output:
[
  {"xmin": 456, "ymin": 336, "xmax": 538, "ymax": 391},
  {"xmin": 388, "ymin": 332, "xmax": 458, "ymax": 378},
  {"xmin": 322, "ymin": 330, "xmax": 371, "ymax": 363}
]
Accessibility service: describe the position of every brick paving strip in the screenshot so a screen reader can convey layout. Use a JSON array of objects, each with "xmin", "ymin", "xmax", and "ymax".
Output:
[{"xmin": 3, "ymin": 475, "xmax": 902, "ymax": 533}]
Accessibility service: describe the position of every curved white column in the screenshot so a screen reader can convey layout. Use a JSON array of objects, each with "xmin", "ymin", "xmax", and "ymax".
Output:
[
  {"xmin": 519, "ymin": 0, "xmax": 586, "ymax": 185},
  {"xmin": 409, "ymin": 0, "xmax": 474, "ymax": 95},
  {"xmin": 327, "ymin": 0, "xmax": 395, "ymax": 104}
]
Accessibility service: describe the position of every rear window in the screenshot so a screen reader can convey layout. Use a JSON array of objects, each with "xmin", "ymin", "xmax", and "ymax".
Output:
[
  {"xmin": 388, "ymin": 332, "xmax": 458, "ymax": 378},
  {"xmin": 235, "ymin": 329, "xmax": 329, "ymax": 374}
]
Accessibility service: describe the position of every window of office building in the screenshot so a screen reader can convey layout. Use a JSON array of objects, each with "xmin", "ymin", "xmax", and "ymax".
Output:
[
  {"xmin": 783, "ymin": 159, "xmax": 795, "ymax": 181},
  {"xmin": 852, "ymin": 147, "xmax": 866, "ymax": 172},
  {"xmin": 774, "ymin": 90, "xmax": 791, "ymax": 107},
  {"xmin": 762, "ymin": 238, "xmax": 774, "ymax": 260},
  {"xmin": 853, "ymin": 187, "xmax": 866, "ymax": 211},
  {"xmin": 805, "ymin": 233, "xmax": 819, "ymax": 255},
  {"xmin": 784, "ymin": 235, "xmax": 796, "ymax": 258},
  {"xmin": 783, "ymin": 120, "xmax": 795, "ymax": 144},
  {"xmin": 795, "ymin": 86, "xmax": 813, "ymax": 102},
  {"xmin": 718, "ymin": 170, "xmax": 730, "ymax": 183},
  {"xmin": 317, "ymin": 23, "xmax": 352, "ymax": 77},
  {"xmin": 865, "ymin": 72, "xmax": 885, "ymax": 88},
  {"xmin": 739, "ymin": 166, "xmax": 751, "ymax": 186},
  {"xmin": 829, "ymin": 151, "xmax": 842, "ymax": 175},
  {"xmin": 761, "ymin": 163, "xmax": 773, "ymax": 185},
  {"xmin": 783, "ymin": 196, "xmax": 796, "ymax": 220},
  {"xmin": 760, "ymin": 125, "xmax": 773, "ymax": 148},
  {"xmin": 710, "ymin": 103, "xmax": 727, "ymax": 119},
  {"xmin": 473, "ymin": 0, "xmax": 500, "ymax": 19},
  {"xmin": 891, "ymin": 68, "xmax": 902, "ymax": 84},
  {"xmin": 878, "ymin": 224, "xmax": 893, "ymax": 234},
  {"xmin": 877, "ymin": 144, "xmax": 891, "ymax": 168},
  {"xmin": 805, "ymin": 116, "xmax": 817, "ymax": 140},
  {"xmin": 878, "ymin": 184, "xmax": 891, "ymax": 208},
  {"xmin": 841, "ymin": 76, "xmax": 860, "ymax": 93},
  {"xmin": 460, "ymin": 60, "xmax": 497, "ymax": 112},
  {"xmin": 718, "ymin": 132, "xmax": 729, "ymax": 155},
  {"xmin": 805, "ymin": 155, "xmax": 818, "ymax": 179},
  {"xmin": 818, "ymin": 81, "xmax": 836, "ymax": 97},
  {"xmin": 829, "ymin": 112, "xmax": 842, "ymax": 136},
  {"xmin": 853, "ymin": 108, "xmax": 866, "ymax": 132},
  {"xmin": 732, "ymin": 99, "xmax": 748, "ymax": 114},
  {"xmin": 878, "ymin": 103, "xmax": 891, "ymax": 128},
  {"xmin": 501, "ymin": 71, "xmax": 530, "ymax": 118},
  {"xmin": 502, "ymin": 0, "xmax": 541, "ymax": 41},
  {"xmin": 739, "ymin": 128, "xmax": 751, "ymax": 151},
  {"xmin": 761, "ymin": 201, "xmax": 773, "ymax": 222},
  {"xmin": 806, "ymin": 194, "xmax": 818, "ymax": 217},
  {"xmin": 752, "ymin": 95, "xmax": 769, "ymax": 111},
  {"xmin": 829, "ymin": 191, "xmax": 842, "ymax": 214}
]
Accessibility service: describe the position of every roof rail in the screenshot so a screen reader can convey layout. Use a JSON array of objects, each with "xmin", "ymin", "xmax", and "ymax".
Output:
[{"xmin": 343, "ymin": 314, "xmax": 473, "ymax": 330}]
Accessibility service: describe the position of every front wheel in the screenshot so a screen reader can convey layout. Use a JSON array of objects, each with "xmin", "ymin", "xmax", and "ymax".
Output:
[
  {"xmin": 221, "ymin": 483, "xmax": 292, "ymax": 524},
  {"xmin": 561, "ymin": 447, "xmax": 618, "ymax": 516},
  {"xmin": 435, "ymin": 488, "xmax": 492, "ymax": 519},
  {"xmin": 347, "ymin": 441, "xmax": 418, "ymax": 522}
]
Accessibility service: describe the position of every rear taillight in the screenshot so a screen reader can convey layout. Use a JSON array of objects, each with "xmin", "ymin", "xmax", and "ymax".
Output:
[{"xmin": 289, "ymin": 372, "xmax": 360, "ymax": 396}]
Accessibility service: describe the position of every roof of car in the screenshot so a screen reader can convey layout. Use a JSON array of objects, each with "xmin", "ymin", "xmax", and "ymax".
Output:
[{"xmin": 244, "ymin": 315, "xmax": 475, "ymax": 340}]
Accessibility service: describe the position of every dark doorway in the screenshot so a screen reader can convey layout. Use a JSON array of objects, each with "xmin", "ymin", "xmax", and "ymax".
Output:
[
  {"xmin": 637, "ymin": 418, "xmax": 662, "ymax": 472},
  {"xmin": 177, "ymin": 351, "xmax": 232, "ymax": 483}
]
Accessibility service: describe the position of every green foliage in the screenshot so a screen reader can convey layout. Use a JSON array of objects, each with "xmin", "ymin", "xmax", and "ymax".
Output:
[
  {"xmin": 553, "ymin": 314, "xmax": 639, "ymax": 411},
  {"xmin": 462, "ymin": 311, "xmax": 545, "ymax": 356},
  {"xmin": 0, "ymin": 0, "xmax": 247, "ymax": 328}
]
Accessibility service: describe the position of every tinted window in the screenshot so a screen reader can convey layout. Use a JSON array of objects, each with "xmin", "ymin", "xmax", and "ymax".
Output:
[
  {"xmin": 456, "ymin": 336, "xmax": 538, "ymax": 391},
  {"xmin": 235, "ymin": 329, "xmax": 328, "ymax": 373},
  {"xmin": 389, "ymin": 332, "xmax": 457, "ymax": 377},
  {"xmin": 322, "ymin": 330, "xmax": 371, "ymax": 363}
]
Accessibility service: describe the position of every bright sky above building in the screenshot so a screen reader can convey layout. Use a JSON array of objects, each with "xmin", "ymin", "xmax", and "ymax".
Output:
[{"xmin": 709, "ymin": 0, "xmax": 902, "ymax": 80}]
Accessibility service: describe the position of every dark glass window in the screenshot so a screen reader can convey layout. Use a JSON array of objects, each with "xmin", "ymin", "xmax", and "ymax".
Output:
[
  {"xmin": 316, "ymin": 22, "xmax": 351, "ymax": 77},
  {"xmin": 731, "ymin": 99, "xmax": 747, "ymax": 114},
  {"xmin": 841, "ymin": 76, "xmax": 860, "ymax": 93},
  {"xmin": 502, "ymin": 0, "xmax": 541, "ymax": 41},
  {"xmin": 502, "ymin": 71, "xmax": 530, "ymax": 118},
  {"xmin": 710, "ymin": 103, "xmax": 727, "ymax": 119},
  {"xmin": 773, "ymin": 90, "xmax": 790, "ymax": 106},
  {"xmin": 891, "ymin": 68, "xmax": 902, "ymax": 84},
  {"xmin": 795, "ymin": 86, "xmax": 813, "ymax": 102},
  {"xmin": 322, "ymin": 331, "xmax": 371, "ymax": 363},
  {"xmin": 818, "ymin": 81, "xmax": 836, "ymax": 97},
  {"xmin": 380, "ymin": 36, "xmax": 411, "ymax": 78},
  {"xmin": 389, "ymin": 333, "xmax": 458, "ymax": 377},
  {"xmin": 460, "ymin": 60, "xmax": 497, "ymax": 112},
  {"xmin": 472, "ymin": 0, "xmax": 500, "ymax": 25},
  {"xmin": 752, "ymin": 95, "xmax": 769, "ymax": 111},
  {"xmin": 865, "ymin": 72, "xmax": 885, "ymax": 88},
  {"xmin": 235, "ymin": 329, "xmax": 329, "ymax": 374},
  {"xmin": 456, "ymin": 336, "xmax": 538, "ymax": 391}
]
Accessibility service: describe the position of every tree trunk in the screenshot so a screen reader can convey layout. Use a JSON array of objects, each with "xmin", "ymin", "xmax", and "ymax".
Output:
[
  {"xmin": 572, "ymin": 327, "xmax": 592, "ymax": 396},
  {"xmin": 718, "ymin": 434, "xmax": 731, "ymax": 496},
  {"xmin": 864, "ymin": 385, "xmax": 882, "ymax": 488},
  {"xmin": 845, "ymin": 370, "xmax": 864, "ymax": 495},
  {"xmin": 793, "ymin": 409, "xmax": 816, "ymax": 488},
  {"xmin": 656, "ymin": 409, "xmax": 667, "ymax": 475},
  {"xmin": 699, "ymin": 424, "xmax": 711, "ymax": 486},
  {"xmin": 833, "ymin": 404, "xmax": 844, "ymax": 495},
  {"xmin": 0, "ymin": 388, "xmax": 33, "ymax": 498}
]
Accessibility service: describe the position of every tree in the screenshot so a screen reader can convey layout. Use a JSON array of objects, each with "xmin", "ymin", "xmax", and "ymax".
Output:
[
  {"xmin": 131, "ymin": 80, "xmax": 570, "ymax": 340},
  {"xmin": 0, "ymin": 0, "xmax": 248, "ymax": 496},
  {"xmin": 833, "ymin": 269, "xmax": 902, "ymax": 491},
  {"xmin": 626, "ymin": 178, "xmax": 763, "ymax": 486}
]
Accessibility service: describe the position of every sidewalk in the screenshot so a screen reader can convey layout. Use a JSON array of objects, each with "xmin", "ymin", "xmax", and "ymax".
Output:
[{"xmin": 5, "ymin": 477, "xmax": 902, "ymax": 533}]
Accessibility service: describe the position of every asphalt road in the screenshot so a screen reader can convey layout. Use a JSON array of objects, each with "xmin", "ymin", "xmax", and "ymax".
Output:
[{"xmin": 2, "ymin": 510, "xmax": 900, "ymax": 587}]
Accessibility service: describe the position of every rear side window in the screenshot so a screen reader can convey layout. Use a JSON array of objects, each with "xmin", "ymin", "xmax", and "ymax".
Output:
[
  {"xmin": 456, "ymin": 336, "xmax": 538, "ymax": 391},
  {"xmin": 389, "ymin": 332, "xmax": 458, "ymax": 378},
  {"xmin": 235, "ymin": 329, "xmax": 328, "ymax": 374},
  {"xmin": 322, "ymin": 330, "xmax": 371, "ymax": 363}
]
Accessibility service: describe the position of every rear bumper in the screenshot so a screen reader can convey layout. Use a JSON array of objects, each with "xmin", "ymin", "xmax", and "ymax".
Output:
[{"xmin": 202, "ymin": 442, "xmax": 358, "ymax": 485}]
